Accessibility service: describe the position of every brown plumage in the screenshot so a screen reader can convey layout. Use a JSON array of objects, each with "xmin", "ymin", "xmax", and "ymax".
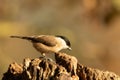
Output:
[{"xmin": 10, "ymin": 35, "xmax": 71, "ymax": 56}]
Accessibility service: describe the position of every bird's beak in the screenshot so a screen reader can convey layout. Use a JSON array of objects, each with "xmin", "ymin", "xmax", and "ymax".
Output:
[{"xmin": 68, "ymin": 47, "xmax": 72, "ymax": 51}]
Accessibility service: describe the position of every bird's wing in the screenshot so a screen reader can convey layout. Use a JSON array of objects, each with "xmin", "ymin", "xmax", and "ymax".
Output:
[{"xmin": 33, "ymin": 35, "xmax": 57, "ymax": 46}]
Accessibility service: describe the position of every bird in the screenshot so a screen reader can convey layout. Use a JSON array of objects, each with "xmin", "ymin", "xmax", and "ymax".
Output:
[{"xmin": 10, "ymin": 35, "xmax": 71, "ymax": 57}]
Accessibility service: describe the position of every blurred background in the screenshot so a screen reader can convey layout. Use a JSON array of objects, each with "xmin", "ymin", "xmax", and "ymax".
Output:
[{"xmin": 0, "ymin": 0, "xmax": 120, "ymax": 78}]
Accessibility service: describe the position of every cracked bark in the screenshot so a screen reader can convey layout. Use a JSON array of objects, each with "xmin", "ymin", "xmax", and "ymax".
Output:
[{"xmin": 2, "ymin": 52, "xmax": 120, "ymax": 80}]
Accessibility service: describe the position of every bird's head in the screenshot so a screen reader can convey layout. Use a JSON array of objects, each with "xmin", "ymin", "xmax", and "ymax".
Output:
[{"xmin": 56, "ymin": 35, "xmax": 72, "ymax": 50}]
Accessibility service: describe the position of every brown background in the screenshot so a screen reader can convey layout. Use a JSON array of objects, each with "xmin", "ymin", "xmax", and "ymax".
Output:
[{"xmin": 0, "ymin": 0, "xmax": 120, "ymax": 79}]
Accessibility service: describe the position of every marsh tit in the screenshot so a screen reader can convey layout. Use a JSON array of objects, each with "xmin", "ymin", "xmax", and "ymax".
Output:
[{"xmin": 10, "ymin": 35, "xmax": 71, "ymax": 56}]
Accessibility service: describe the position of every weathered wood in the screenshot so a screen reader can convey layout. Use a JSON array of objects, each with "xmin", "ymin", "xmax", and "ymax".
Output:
[{"xmin": 2, "ymin": 52, "xmax": 120, "ymax": 80}]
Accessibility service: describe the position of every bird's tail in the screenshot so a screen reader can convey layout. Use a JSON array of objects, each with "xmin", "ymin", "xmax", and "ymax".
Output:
[{"xmin": 10, "ymin": 35, "xmax": 34, "ymax": 41}]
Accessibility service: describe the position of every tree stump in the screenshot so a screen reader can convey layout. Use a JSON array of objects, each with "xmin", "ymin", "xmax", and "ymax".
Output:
[{"xmin": 2, "ymin": 52, "xmax": 120, "ymax": 80}]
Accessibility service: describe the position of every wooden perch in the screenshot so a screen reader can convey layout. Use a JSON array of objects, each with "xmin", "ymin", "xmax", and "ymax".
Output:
[{"xmin": 2, "ymin": 52, "xmax": 120, "ymax": 80}]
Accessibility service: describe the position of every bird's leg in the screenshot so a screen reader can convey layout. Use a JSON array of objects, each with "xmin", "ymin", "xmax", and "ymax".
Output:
[
  {"xmin": 39, "ymin": 53, "xmax": 46, "ymax": 59},
  {"xmin": 40, "ymin": 53, "xmax": 53, "ymax": 62},
  {"xmin": 42, "ymin": 53, "xmax": 46, "ymax": 57}
]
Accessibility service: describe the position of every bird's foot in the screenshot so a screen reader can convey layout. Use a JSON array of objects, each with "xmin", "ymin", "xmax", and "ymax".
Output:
[{"xmin": 39, "ymin": 55, "xmax": 54, "ymax": 62}]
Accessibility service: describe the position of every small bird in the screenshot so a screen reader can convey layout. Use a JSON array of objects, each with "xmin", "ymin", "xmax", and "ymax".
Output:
[{"xmin": 10, "ymin": 35, "xmax": 71, "ymax": 56}]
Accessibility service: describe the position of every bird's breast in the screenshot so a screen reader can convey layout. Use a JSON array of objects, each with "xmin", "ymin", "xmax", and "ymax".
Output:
[{"xmin": 32, "ymin": 43, "xmax": 61, "ymax": 53}]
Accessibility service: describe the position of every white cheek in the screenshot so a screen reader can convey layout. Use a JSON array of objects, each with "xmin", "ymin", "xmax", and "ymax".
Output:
[{"xmin": 56, "ymin": 37, "xmax": 68, "ymax": 49}]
